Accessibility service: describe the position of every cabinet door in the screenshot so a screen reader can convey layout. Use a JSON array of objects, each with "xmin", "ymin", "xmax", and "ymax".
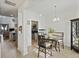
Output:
[
  {"xmin": 72, "ymin": 21, "xmax": 79, "ymax": 48},
  {"xmin": 76, "ymin": 21, "xmax": 79, "ymax": 48}
]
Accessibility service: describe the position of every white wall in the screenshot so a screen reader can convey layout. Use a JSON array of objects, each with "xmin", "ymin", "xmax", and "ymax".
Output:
[
  {"xmin": 18, "ymin": 0, "xmax": 79, "ymax": 55},
  {"xmin": 0, "ymin": 15, "xmax": 16, "ymax": 28},
  {"xmin": 76, "ymin": 0, "xmax": 79, "ymax": 17},
  {"xmin": 0, "ymin": 15, "xmax": 9, "ymax": 24},
  {"xmin": 18, "ymin": 9, "xmax": 47, "ymax": 55},
  {"xmin": 45, "ymin": 10, "xmax": 78, "ymax": 47},
  {"xmin": 18, "ymin": 10, "xmax": 26, "ymax": 55}
]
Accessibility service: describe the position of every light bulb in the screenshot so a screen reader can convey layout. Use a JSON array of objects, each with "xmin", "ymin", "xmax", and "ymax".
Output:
[
  {"xmin": 57, "ymin": 17, "xmax": 60, "ymax": 21},
  {"xmin": 5, "ymin": 26, "xmax": 7, "ymax": 30},
  {"xmin": 39, "ymin": 14, "xmax": 42, "ymax": 17},
  {"xmin": 53, "ymin": 18, "xmax": 57, "ymax": 22},
  {"xmin": 53, "ymin": 17, "xmax": 60, "ymax": 22},
  {"xmin": 1, "ymin": 26, "xmax": 4, "ymax": 30}
]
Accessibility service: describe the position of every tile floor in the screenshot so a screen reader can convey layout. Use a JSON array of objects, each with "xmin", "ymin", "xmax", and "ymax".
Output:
[
  {"xmin": 1, "ymin": 40, "xmax": 17, "ymax": 58},
  {"xmin": 1, "ymin": 40, "xmax": 79, "ymax": 58}
]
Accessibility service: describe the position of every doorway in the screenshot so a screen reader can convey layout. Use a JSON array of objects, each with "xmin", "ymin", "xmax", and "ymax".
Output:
[
  {"xmin": 0, "ymin": 16, "xmax": 18, "ymax": 58},
  {"xmin": 31, "ymin": 21, "xmax": 38, "ymax": 48}
]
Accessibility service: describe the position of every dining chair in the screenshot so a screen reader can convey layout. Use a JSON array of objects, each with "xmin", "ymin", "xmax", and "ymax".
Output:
[
  {"xmin": 52, "ymin": 32, "xmax": 64, "ymax": 52},
  {"xmin": 58, "ymin": 32, "xmax": 64, "ymax": 49},
  {"xmin": 38, "ymin": 35, "xmax": 52, "ymax": 58}
]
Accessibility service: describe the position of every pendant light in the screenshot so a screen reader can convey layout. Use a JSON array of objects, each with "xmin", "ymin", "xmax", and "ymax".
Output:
[{"xmin": 53, "ymin": 4, "xmax": 60, "ymax": 22}]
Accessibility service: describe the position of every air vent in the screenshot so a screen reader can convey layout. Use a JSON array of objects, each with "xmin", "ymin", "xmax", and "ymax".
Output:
[{"xmin": 5, "ymin": 0, "xmax": 16, "ymax": 6}]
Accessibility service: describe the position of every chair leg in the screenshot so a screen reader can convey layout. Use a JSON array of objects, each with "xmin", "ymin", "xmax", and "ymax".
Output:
[
  {"xmin": 45, "ymin": 48, "xmax": 46, "ymax": 58},
  {"xmin": 58, "ymin": 42, "xmax": 60, "ymax": 52},
  {"xmin": 62, "ymin": 41, "xmax": 64, "ymax": 49},
  {"xmin": 51, "ymin": 45, "xmax": 52, "ymax": 56},
  {"xmin": 38, "ymin": 46, "xmax": 40, "ymax": 57},
  {"xmin": 55, "ymin": 41, "xmax": 57, "ymax": 51}
]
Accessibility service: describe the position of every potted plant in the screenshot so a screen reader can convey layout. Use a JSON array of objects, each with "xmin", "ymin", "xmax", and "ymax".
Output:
[
  {"xmin": 48, "ymin": 28, "xmax": 55, "ymax": 38},
  {"xmin": 48, "ymin": 28, "xmax": 54, "ymax": 33}
]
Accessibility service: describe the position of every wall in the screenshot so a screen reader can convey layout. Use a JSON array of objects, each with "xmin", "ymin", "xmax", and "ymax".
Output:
[
  {"xmin": 0, "ymin": 15, "xmax": 17, "ymax": 28},
  {"xmin": 0, "ymin": 15, "xmax": 9, "ymax": 24},
  {"xmin": 18, "ymin": 10, "xmax": 25, "ymax": 55},
  {"xmin": 18, "ymin": 0, "xmax": 79, "ymax": 55},
  {"xmin": 76, "ymin": 0, "xmax": 79, "ymax": 17},
  {"xmin": 46, "ymin": 9, "xmax": 78, "ymax": 47},
  {"xmin": 18, "ymin": 9, "xmax": 46, "ymax": 55}
]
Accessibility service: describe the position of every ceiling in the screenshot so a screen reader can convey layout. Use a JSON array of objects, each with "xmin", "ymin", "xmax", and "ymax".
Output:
[
  {"xmin": 26, "ymin": 0, "xmax": 77, "ymax": 16},
  {"xmin": 0, "ymin": 0, "xmax": 78, "ymax": 17},
  {"xmin": 0, "ymin": 0, "xmax": 25, "ymax": 17}
]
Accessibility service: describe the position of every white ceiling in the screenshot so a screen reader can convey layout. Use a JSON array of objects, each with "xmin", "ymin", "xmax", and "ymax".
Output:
[
  {"xmin": 26, "ymin": 0, "xmax": 77, "ymax": 16},
  {"xmin": 0, "ymin": 0, "xmax": 25, "ymax": 17},
  {"xmin": 0, "ymin": 0, "xmax": 78, "ymax": 17}
]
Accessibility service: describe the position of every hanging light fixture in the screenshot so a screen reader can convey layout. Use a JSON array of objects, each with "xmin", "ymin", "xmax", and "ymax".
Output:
[{"xmin": 53, "ymin": 4, "xmax": 60, "ymax": 22}]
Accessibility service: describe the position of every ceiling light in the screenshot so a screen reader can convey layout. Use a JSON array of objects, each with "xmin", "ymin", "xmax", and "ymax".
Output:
[
  {"xmin": 10, "ymin": 14, "xmax": 14, "ymax": 17},
  {"xmin": 5, "ymin": 0, "xmax": 16, "ymax": 6},
  {"xmin": 53, "ymin": 4, "xmax": 60, "ymax": 22},
  {"xmin": 53, "ymin": 17, "xmax": 60, "ymax": 22},
  {"xmin": 39, "ymin": 14, "xmax": 42, "ymax": 17}
]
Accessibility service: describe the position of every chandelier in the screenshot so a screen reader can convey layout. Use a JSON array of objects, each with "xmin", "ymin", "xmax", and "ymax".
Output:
[{"xmin": 53, "ymin": 4, "xmax": 60, "ymax": 22}]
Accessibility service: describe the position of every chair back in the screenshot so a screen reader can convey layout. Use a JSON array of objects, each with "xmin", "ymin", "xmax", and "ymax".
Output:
[
  {"xmin": 51, "ymin": 32, "xmax": 64, "ymax": 40},
  {"xmin": 38, "ymin": 35, "xmax": 45, "ymax": 45},
  {"xmin": 52, "ymin": 32, "xmax": 64, "ymax": 37}
]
